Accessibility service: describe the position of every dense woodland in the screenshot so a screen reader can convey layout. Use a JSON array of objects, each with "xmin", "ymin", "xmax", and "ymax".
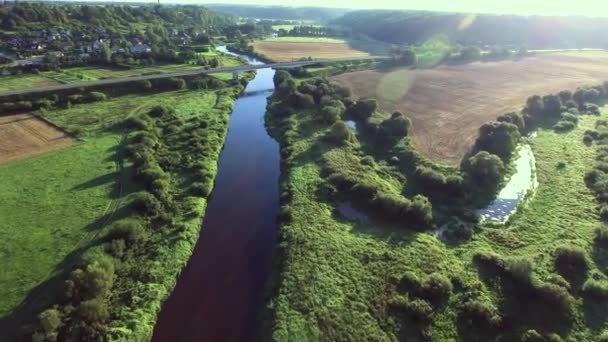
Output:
[
  {"xmin": 0, "ymin": 3, "xmax": 235, "ymax": 33},
  {"xmin": 333, "ymin": 10, "xmax": 608, "ymax": 48}
]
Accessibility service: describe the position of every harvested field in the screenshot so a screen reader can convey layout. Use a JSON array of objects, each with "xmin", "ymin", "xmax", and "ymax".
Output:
[
  {"xmin": 334, "ymin": 52, "xmax": 608, "ymax": 164},
  {"xmin": 252, "ymin": 40, "xmax": 370, "ymax": 62},
  {"xmin": 0, "ymin": 114, "xmax": 73, "ymax": 164}
]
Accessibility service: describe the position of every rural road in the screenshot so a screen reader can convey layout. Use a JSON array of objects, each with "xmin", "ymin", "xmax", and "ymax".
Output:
[{"xmin": 0, "ymin": 57, "xmax": 387, "ymax": 98}]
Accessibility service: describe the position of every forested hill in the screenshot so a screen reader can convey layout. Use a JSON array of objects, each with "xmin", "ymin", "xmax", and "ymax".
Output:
[
  {"xmin": 333, "ymin": 10, "xmax": 608, "ymax": 48},
  {"xmin": 206, "ymin": 4, "xmax": 348, "ymax": 21},
  {"xmin": 0, "ymin": 3, "xmax": 236, "ymax": 33}
]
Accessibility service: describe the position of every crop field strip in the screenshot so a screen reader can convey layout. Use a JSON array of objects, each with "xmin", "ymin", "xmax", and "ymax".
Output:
[
  {"xmin": 334, "ymin": 52, "xmax": 608, "ymax": 164},
  {"xmin": 0, "ymin": 114, "xmax": 74, "ymax": 164},
  {"xmin": 251, "ymin": 39, "xmax": 371, "ymax": 62}
]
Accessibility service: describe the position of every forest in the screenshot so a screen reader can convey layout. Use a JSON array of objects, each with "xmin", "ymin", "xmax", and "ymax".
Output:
[{"xmin": 333, "ymin": 10, "xmax": 608, "ymax": 48}]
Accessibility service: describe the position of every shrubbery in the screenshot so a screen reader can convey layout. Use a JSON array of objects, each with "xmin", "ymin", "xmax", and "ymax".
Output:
[
  {"xmin": 463, "ymin": 151, "xmax": 505, "ymax": 194},
  {"xmin": 553, "ymin": 246, "xmax": 588, "ymax": 283}
]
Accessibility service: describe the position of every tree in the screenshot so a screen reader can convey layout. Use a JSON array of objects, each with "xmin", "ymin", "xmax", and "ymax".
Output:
[
  {"xmin": 101, "ymin": 43, "xmax": 112, "ymax": 64},
  {"xmin": 348, "ymin": 98, "xmax": 377, "ymax": 121},
  {"xmin": 474, "ymin": 121, "xmax": 520, "ymax": 160},
  {"xmin": 525, "ymin": 95, "xmax": 544, "ymax": 116},
  {"xmin": 38, "ymin": 308, "xmax": 62, "ymax": 339},
  {"xmin": 542, "ymin": 94, "xmax": 562, "ymax": 116},
  {"xmin": 399, "ymin": 48, "xmax": 417, "ymax": 66},
  {"xmin": 465, "ymin": 151, "xmax": 505, "ymax": 192}
]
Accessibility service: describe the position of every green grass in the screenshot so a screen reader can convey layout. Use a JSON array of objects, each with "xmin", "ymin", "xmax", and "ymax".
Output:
[
  {"xmin": 267, "ymin": 91, "xmax": 608, "ymax": 340},
  {"xmin": 0, "ymin": 84, "xmax": 244, "ymax": 339},
  {"xmin": 0, "ymin": 74, "xmax": 60, "ymax": 91}
]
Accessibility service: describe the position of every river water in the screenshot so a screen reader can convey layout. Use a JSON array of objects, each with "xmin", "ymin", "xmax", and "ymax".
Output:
[{"xmin": 152, "ymin": 48, "xmax": 280, "ymax": 341}]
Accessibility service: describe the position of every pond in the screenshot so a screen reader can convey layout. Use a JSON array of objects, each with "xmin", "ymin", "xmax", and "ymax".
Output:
[
  {"xmin": 477, "ymin": 144, "xmax": 538, "ymax": 223},
  {"xmin": 345, "ymin": 120, "xmax": 357, "ymax": 130},
  {"xmin": 152, "ymin": 47, "xmax": 280, "ymax": 342}
]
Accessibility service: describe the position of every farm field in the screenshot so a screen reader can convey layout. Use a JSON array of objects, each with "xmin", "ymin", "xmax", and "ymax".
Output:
[
  {"xmin": 252, "ymin": 37, "xmax": 371, "ymax": 62},
  {"xmin": 0, "ymin": 114, "xmax": 73, "ymax": 164},
  {"xmin": 0, "ymin": 87, "xmax": 234, "ymax": 339},
  {"xmin": 333, "ymin": 51, "xmax": 608, "ymax": 164}
]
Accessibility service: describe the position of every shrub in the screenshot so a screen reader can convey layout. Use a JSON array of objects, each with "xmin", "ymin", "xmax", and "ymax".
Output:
[
  {"xmin": 190, "ymin": 181, "xmax": 212, "ymax": 197},
  {"xmin": 132, "ymin": 191, "xmax": 162, "ymax": 216},
  {"xmin": 534, "ymin": 282, "xmax": 576, "ymax": 320},
  {"xmin": 38, "ymin": 308, "xmax": 62, "ymax": 338},
  {"xmin": 554, "ymin": 246, "xmax": 588, "ymax": 282},
  {"xmin": 360, "ymin": 156, "xmax": 375, "ymax": 166},
  {"xmin": 326, "ymin": 121, "xmax": 355, "ymax": 145},
  {"xmin": 457, "ymin": 300, "xmax": 501, "ymax": 333},
  {"xmin": 595, "ymin": 226, "xmax": 608, "ymax": 246},
  {"xmin": 464, "ymin": 151, "xmax": 505, "ymax": 192},
  {"xmin": 149, "ymin": 105, "xmax": 173, "ymax": 118},
  {"xmin": 560, "ymin": 112, "xmax": 578, "ymax": 123},
  {"xmin": 474, "ymin": 121, "xmax": 520, "ymax": 160},
  {"xmin": 319, "ymin": 105, "xmax": 342, "ymax": 124},
  {"xmin": 497, "ymin": 112, "xmax": 525, "ymax": 131},
  {"xmin": 553, "ymin": 120, "xmax": 576, "ymax": 132},
  {"xmin": 504, "ymin": 256, "xmax": 534, "ymax": 283},
  {"xmin": 558, "ymin": 90, "xmax": 573, "ymax": 102},
  {"xmin": 582, "ymin": 279, "xmax": 608, "ymax": 299},
  {"xmin": 65, "ymin": 256, "xmax": 115, "ymax": 302},
  {"xmin": 88, "ymin": 92, "xmax": 107, "ymax": 102},
  {"xmin": 346, "ymin": 98, "xmax": 377, "ymax": 121},
  {"xmin": 104, "ymin": 220, "xmax": 146, "ymax": 246},
  {"xmin": 542, "ymin": 94, "xmax": 563, "ymax": 116},
  {"xmin": 139, "ymin": 79, "xmax": 153, "ymax": 91},
  {"xmin": 378, "ymin": 112, "xmax": 411, "ymax": 141},
  {"xmin": 77, "ymin": 298, "xmax": 109, "ymax": 324},
  {"xmin": 418, "ymin": 273, "xmax": 453, "ymax": 305},
  {"xmin": 405, "ymin": 299, "xmax": 434, "ymax": 325}
]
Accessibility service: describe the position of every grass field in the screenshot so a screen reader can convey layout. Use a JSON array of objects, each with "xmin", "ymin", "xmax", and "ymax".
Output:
[
  {"xmin": 252, "ymin": 37, "xmax": 371, "ymax": 62},
  {"xmin": 0, "ymin": 74, "xmax": 60, "ymax": 91},
  {"xmin": 0, "ymin": 86, "xmax": 240, "ymax": 339},
  {"xmin": 334, "ymin": 51, "xmax": 608, "ymax": 164},
  {"xmin": 267, "ymin": 70, "xmax": 608, "ymax": 341}
]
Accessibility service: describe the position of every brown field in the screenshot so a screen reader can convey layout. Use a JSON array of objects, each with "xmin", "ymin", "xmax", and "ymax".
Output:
[
  {"xmin": 251, "ymin": 41, "xmax": 370, "ymax": 62},
  {"xmin": 334, "ymin": 52, "xmax": 608, "ymax": 164},
  {"xmin": 0, "ymin": 114, "xmax": 73, "ymax": 164}
]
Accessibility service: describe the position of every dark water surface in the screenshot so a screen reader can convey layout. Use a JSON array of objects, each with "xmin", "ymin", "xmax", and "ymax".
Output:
[{"xmin": 152, "ymin": 49, "xmax": 280, "ymax": 342}]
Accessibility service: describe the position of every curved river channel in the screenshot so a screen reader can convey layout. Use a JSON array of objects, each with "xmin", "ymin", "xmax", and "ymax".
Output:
[{"xmin": 152, "ymin": 48, "xmax": 280, "ymax": 341}]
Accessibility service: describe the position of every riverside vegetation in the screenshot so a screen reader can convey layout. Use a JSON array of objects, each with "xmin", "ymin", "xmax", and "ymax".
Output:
[
  {"xmin": 0, "ymin": 72, "xmax": 254, "ymax": 341},
  {"xmin": 263, "ymin": 67, "xmax": 608, "ymax": 340}
]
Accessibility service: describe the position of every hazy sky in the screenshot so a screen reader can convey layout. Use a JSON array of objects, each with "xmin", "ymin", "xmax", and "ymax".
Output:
[{"xmin": 84, "ymin": 0, "xmax": 608, "ymax": 17}]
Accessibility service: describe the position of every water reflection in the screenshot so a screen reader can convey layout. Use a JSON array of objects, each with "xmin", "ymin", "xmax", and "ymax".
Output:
[{"xmin": 478, "ymin": 144, "xmax": 538, "ymax": 222}]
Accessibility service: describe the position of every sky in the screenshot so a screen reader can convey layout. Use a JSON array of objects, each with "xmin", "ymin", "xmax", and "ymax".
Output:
[{"xmin": 69, "ymin": 0, "xmax": 608, "ymax": 17}]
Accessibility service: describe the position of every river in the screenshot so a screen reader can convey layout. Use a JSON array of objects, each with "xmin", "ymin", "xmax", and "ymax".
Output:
[{"xmin": 152, "ymin": 47, "xmax": 280, "ymax": 341}]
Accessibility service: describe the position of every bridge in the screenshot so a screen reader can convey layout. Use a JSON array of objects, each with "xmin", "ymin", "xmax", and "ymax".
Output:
[{"xmin": 0, "ymin": 59, "xmax": 374, "ymax": 98}]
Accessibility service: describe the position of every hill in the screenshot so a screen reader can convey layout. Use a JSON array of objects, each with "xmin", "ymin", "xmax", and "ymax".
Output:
[
  {"xmin": 206, "ymin": 4, "xmax": 348, "ymax": 21},
  {"xmin": 333, "ymin": 10, "xmax": 608, "ymax": 48}
]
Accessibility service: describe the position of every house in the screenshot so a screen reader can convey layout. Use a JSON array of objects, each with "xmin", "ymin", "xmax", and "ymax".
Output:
[{"xmin": 130, "ymin": 43, "xmax": 151, "ymax": 55}]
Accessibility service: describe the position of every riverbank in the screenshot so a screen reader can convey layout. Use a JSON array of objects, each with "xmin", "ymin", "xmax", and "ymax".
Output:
[{"xmin": 0, "ymin": 74, "xmax": 254, "ymax": 340}]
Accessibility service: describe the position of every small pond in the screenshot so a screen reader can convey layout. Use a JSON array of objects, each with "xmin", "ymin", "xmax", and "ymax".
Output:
[
  {"xmin": 345, "ymin": 120, "xmax": 357, "ymax": 130},
  {"xmin": 478, "ymin": 144, "xmax": 538, "ymax": 223}
]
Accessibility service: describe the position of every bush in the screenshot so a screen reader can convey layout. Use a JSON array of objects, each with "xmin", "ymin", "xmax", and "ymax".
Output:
[
  {"xmin": 319, "ymin": 105, "xmax": 342, "ymax": 124},
  {"xmin": 104, "ymin": 220, "xmax": 146, "ymax": 246},
  {"xmin": 190, "ymin": 181, "xmax": 212, "ymax": 197},
  {"xmin": 497, "ymin": 112, "xmax": 525, "ymax": 131},
  {"xmin": 560, "ymin": 112, "xmax": 578, "ymax": 123},
  {"xmin": 65, "ymin": 256, "xmax": 115, "ymax": 302},
  {"xmin": 457, "ymin": 300, "xmax": 501, "ymax": 333},
  {"xmin": 553, "ymin": 120, "xmax": 576, "ymax": 132},
  {"xmin": 474, "ymin": 121, "xmax": 520, "ymax": 160},
  {"xmin": 132, "ymin": 191, "xmax": 162, "ymax": 216},
  {"xmin": 582, "ymin": 279, "xmax": 608, "ymax": 299},
  {"xmin": 418, "ymin": 273, "xmax": 453, "ymax": 305},
  {"xmin": 88, "ymin": 92, "xmax": 107, "ymax": 102},
  {"xmin": 554, "ymin": 246, "xmax": 588, "ymax": 282},
  {"xmin": 405, "ymin": 299, "xmax": 434, "ymax": 325},
  {"xmin": 346, "ymin": 98, "xmax": 377, "ymax": 121},
  {"xmin": 595, "ymin": 226, "xmax": 608, "ymax": 246},
  {"xmin": 77, "ymin": 298, "xmax": 109, "ymax": 324},
  {"xmin": 38, "ymin": 308, "xmax": 62, "ymax": 338},
  {"xmin": 464, "ymin": 151, "xmax": 505, "ymax": 192},
  {"xmin": 326, "ymin": 121, "xmax": 355, "ymax": 145}
]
